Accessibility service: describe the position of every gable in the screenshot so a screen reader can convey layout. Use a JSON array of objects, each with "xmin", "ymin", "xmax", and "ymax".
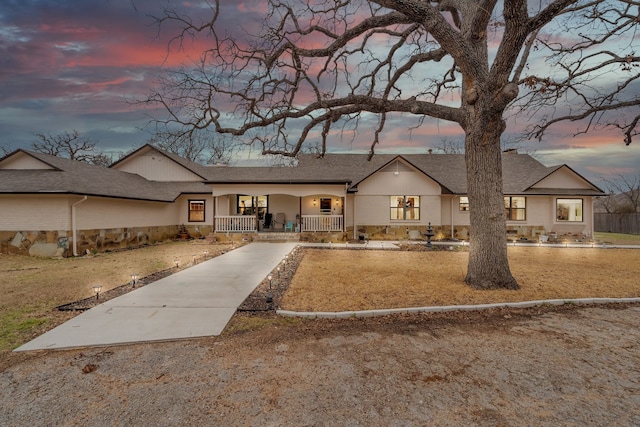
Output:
[
  {"xmin": 530, "ymin": 166, "xmax": 598, "ymax": 190},
  {"xmin": 0, "ymin": 151, "xmax": 56, "ymax": 170},
  {"xmin": 356, "ymin": 158, "xmax": 442, "ymax": 195},
  {"xmin": 112, "ymin": 147, "xmax": 203, "ymax": 182}
]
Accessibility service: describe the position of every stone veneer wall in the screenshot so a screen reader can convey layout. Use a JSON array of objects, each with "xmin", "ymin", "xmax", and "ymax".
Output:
[
  {"xmin": 345, "ymin": 224, "xmax": 548, "ymax": 242},
  {"xmin": 212, "ymin": 224, "xmax": 549, "ymax": 244},
  {"xmin": 0, "ymin": 224, "xmax": 213, "ymax": 257}
]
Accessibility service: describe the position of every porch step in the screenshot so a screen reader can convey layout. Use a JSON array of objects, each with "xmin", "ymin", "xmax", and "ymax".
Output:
[{"xmin": 254, "ymin": 232, "xmax": 300, "ymax": 242}]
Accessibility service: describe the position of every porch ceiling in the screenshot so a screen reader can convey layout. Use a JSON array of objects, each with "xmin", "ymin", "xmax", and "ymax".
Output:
[{"xmin": 210, "ymin": 183, "xmax": 347, "ymax": 197}]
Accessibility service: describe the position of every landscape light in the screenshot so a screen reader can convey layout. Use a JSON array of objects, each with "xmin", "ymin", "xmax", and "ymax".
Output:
[
  {"xmin": 174, "ymin": 258, "xmax": 179, "ymax": 268},
  {"xmin": 92, "ymin": 285, "xmax": 103, "ymax": 300},
  {"xmin": 268, "ymin": 274, "xmax": 273, "ymax": 289},
  {"xmin": 203, "ymin": 250, "xmax": 208, "ymax": 259},
  {"xmin": 131, "ymin": 273, "xmax": 138, "ymax": 288}
]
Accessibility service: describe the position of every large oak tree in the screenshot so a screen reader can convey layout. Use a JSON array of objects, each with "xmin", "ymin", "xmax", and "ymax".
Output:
[{"xmin": 147, "ymin": 0, "xmax": 639, "ymax": 289}]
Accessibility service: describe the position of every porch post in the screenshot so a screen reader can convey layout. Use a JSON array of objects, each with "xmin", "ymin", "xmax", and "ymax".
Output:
[
  {"xmin": 342, "ymin": 193, "xmax": 347, "ymax": 233},
  {"xmin": 352, "ymin": 194, "xmax": 357, "ymax": 240},
  {"xmin": 213, "ymin": 196, "xmax": 218, "ymax": 232},
  {"xmin": 450, "ymin": 196, "xmax": 454, "ymax": 239}
]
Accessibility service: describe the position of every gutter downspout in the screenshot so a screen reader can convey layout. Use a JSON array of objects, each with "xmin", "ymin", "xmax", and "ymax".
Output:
[
  {"xmin": 450, "ymin": 196, "xmax": 454, "ymax": 239},
  {"xmin": 590, "ymin": 197, "xmax": 595, "ymax": 237},
  {"xmin": 72, "ymin": 196, "xmax": 87, "ymax": 256}
]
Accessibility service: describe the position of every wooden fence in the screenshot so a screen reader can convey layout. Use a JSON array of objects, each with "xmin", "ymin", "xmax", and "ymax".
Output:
[{"xmin": 594, "ymin": 213, "xmax": 640, "ymax": 234}]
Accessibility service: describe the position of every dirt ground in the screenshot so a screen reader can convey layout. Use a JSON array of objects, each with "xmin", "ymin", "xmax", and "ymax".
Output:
[{"xmin": 1, "ymin": 304, "xmax": 639, "ymax": 426}]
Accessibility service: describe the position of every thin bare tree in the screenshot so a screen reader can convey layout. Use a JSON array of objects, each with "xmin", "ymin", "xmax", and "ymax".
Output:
[
  {"xmin": 148, "ymin": 127, "xmax": 239, "ymax": 165},
  {"xmin": 145, "ymin": 0, "xmax": 639, "ymax": 290},
  {"xmin": 0, "ymin": 143, "xmax": 12, "ymax": 157},
  {"xmin": 31, "ymin": 130, "xmax": 107, "ymax": 164},
  {"xmin": 601, "ymin": 173, "xmax": 640, "ymax": 213}
]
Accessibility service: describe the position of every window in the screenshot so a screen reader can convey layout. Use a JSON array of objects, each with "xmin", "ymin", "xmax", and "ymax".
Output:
[
  {"xmin": 188, "ymin": 200, "xmax": 205, "ymax": 222},
  {"xmin": 504, "ymin": 196, "xmax": 526, "ymax": 221},
  {"xmin": 320, "ymin": 198, "xmax": 332, "ymax": 215},
  {"xmin": 459, "ymin": 197, "xmax": 469, "ymax": 211},
  {"xmin": 556, "ymin": 198, "xmax": 583, "ymax": 222},
  {"xmin": 390, "ymin": 196, "xmax": 420, "ymax": 220},
  {"xmin": 237, "ymin": 195, "xmax": 268, "ymax": 220}
]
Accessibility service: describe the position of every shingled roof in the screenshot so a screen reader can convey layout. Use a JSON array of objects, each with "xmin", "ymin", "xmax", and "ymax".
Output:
[
  {"xmin": 202, "ymin": 152, "xmax": 603, "ymax": 196},
  {"xmin": 0, "ymin": 148, "xmax": 603, "ymax": 198},
  {"xmin": 0, "ymin": 150, "xmax": 210, "ymax": 202}
]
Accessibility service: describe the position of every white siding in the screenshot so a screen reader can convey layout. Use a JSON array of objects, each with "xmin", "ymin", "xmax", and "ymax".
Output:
[
  {"xmin": 0, "ymin": 195, "xmax": 71, "ymax": 230},
  {"xmin": 355, "ymin": 195, "xmax": 441, "ymax": 226},
  {"xmin": 0, "ymin": 152, "xmax": 54, "ymax": 170},
  {"xmin": 356, "ymin": 169, "xmax": 441, "ymax": 195},
  {"xmin": 532, "ymin": 167, "xmax": 594, "ymax": 189},
  {"xmin": 113, "ymin": 149, "xmax": 202, "ymax": 181},
  {"xmin": 353, "ymin": 165, "xmax": 442, "ymax": 226},
  {"xmin": 74, "ymin": 198, "xmax": 180, "ymax": 229}
]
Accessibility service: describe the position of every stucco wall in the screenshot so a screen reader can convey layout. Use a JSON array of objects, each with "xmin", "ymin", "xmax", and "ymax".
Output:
[{"xmin": 269, "ymin": 194, "xmax": 299, "ymax": 224}]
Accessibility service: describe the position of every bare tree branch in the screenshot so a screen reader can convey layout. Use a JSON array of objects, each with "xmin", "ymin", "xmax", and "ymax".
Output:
[
  {"xmin": 31, "ymin": 130, "xmax": 102, "ymax": 163},
  {"xmin": 141, "ymin": 0, "xmax": 640, "ymax": 289}
]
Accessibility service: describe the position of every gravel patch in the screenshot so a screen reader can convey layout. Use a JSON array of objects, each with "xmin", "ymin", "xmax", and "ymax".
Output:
[{"xmin": 1, "ymin": 304, "xmax": 639, "ymax": 426}]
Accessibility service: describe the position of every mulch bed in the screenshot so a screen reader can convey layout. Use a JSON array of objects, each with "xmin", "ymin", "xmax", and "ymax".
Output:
[{"xmin": 237, "ymin": 245, "xmax": 304, "ymax": 313}]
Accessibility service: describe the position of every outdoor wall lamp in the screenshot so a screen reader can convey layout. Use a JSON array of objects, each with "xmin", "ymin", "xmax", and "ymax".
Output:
[
  {"xmin": 131, "ymin": 273, "xmax": 138, "ymax": 288},
  {"xmin": 92, "ymin": 285, "xmax": 103, "ymax": 300},
  {"xmin": 313, "ymin": 199, "xmax": 316, "ymax": 206}
]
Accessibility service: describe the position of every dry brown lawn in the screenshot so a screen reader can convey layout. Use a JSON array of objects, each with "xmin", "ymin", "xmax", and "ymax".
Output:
[
  {"xmin": 1, "ymin": 235, "xmax": 639, "ymax": 362},
  {"xmin": 0, "ymin": 241, "xmax": 235, "ymax": 355},
  {"xmin": 282, "ymin": 247, "xmax": 640, "ymax": 312}
]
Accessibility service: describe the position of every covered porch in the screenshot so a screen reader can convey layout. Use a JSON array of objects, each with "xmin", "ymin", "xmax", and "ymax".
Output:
[{"xmin": 210, "ymin": 184, "xmax": 348, "ymax": 234}]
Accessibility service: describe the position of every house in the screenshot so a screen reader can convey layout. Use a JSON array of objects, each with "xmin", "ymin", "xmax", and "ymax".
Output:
[{"xmin": 0, "ymin": 144, "xmax": 604, "ymax": 256}]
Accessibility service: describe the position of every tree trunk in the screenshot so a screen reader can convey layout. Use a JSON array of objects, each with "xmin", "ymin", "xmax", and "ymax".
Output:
[{"xmin": 464, "ymin": 116, "xmax": 519, "ymax": 290}]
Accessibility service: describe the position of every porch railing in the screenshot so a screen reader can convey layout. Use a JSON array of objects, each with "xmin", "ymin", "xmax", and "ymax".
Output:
[
  {"xmin": 301, "ymin": 215, "xmax": 343, "ymax": 232},
  {"xmin": 215, "ymin": 215, "xmax": 257, "ymax": 233}
]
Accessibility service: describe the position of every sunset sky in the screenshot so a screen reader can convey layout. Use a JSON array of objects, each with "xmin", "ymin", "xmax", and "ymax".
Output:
[{"xmin": 1, "ymin": 0, "xmax": 638, "ymax": 186}]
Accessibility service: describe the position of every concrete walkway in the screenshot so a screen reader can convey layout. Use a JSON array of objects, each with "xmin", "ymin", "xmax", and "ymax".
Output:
[{"xmin": 16, "ymin": 242, "xmax": 298, "ymax": 352}]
